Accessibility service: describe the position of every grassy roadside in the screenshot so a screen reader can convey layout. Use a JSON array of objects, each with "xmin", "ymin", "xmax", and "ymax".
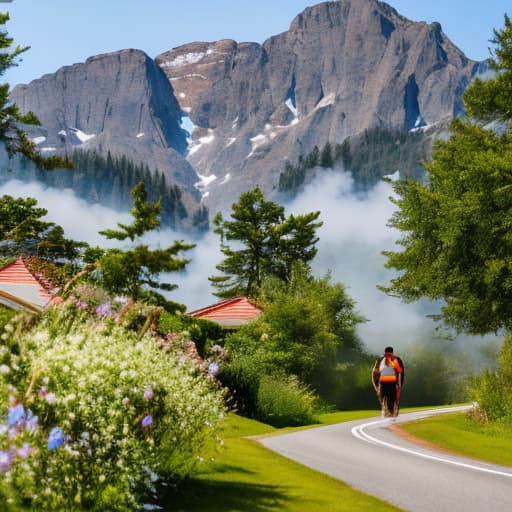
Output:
[
  {"xmin": 162, "ymin": 412, "xmax": 403, "ymax": 512},
  {"xmin": 398, "ymin": 411, "xmax": 512, "ymax": 467}
]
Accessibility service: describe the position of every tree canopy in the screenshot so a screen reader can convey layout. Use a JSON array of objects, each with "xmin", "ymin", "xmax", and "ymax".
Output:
[
  {"xmin": 84, "ymin": 182, "xmax": 194, "ymax": 310},
  {"xmin": 221, "ymin": 263, "xmax": 366, "ymax": 408},
  {"xmin": 0, "ymin": 194, "xmax": 86, "ymax": 261},
  {"xmin": 209, "ymin": 187, "xmax": 322, "ymax": 298},
  {"xmin": 381, "ymin": 15, "xmax": 512, "ymax": 335}
]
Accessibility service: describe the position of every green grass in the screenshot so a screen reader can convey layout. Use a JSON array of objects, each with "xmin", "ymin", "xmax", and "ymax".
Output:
[
  {"xmin": 399, "ymin": 411, "xmax": 512, "ymax": 467},
  {"xmin": 161, "ymin": 412, "xmax": 403, "ymax": 511}
]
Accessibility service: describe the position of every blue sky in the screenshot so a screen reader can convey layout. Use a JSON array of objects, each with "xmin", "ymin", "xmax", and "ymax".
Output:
[{"xmin": 2, "ymin": 0, "xmax": 510, "ymax": 86}]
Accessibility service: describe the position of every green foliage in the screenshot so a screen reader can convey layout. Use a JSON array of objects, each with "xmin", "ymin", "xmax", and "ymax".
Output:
[
  {"xmin": 1, "ymin": 148, "xmax": 196, "ymax": 231},
  {"xmin": 218, "ymin": 264, "xmax": 367, "ymax": 416},
  {"xmin": 257, "ymin": 265, "xmax": 365, "ymax": 393},
  {"xmin": 337, "ymin": 127, "xmax": 430, "ymax": 188},
  {"xmin": 0, "ymin": 303, "xmax": 226, "ymax": 511},
  {"xmin": 319, "ymin": 141, "xmax": 334, "ymax": 168},
  {"xmin": 158, "ymin": 311, "xmax": 224, "ymax": 357},
  {"xmin": 210, "ymin": 187, "xmax": 322, "ymax": 298},
  {"xmin": 381, "ymin": 15, "xmax": 512, "ymax": 335},
  {"xmin": 464, "ymin": 14, "xmax": 512, "ymax": 122},
  {"xmin": 0, "ymin": 194, "xmax": 86, "ymax": 261},
  {"xmin": 0, "ymin": 305, "xmax": 16, "ymax": 331},
  {"xmin": 100, "ymin": 182, "xmax": 161, "ymax": 241},
  {"xmin": 86, "ymin": 182, "xmax": 195, "ymax": 310},
  {"xmin": 217, "ymin": 348, "xmax": 275, "ymax": 418},
  {"xmin": 400, "ymin": 343, "xmax": 470, "ymax": 407},
  {"xmin": 278, "ymin": 129, "xmax": 430, "ymax": 196},
  {"xmin": 255, "ymin": 374, "xmax": 317, "ymax": 427},
  {"xmin": 473, "ymin": 335, "xmax": 512, "ymax": 422}
]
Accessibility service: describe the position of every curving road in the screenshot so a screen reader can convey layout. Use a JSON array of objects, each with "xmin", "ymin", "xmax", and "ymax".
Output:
[{"xmin": 258, "ymin": 406, "xmax": 512, "ymax": 511}]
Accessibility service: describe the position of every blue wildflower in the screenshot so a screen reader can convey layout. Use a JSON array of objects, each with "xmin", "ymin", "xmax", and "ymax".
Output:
[
  {"xmin": 141, "ymin": 415, "xmax": 153, "ymax": 428},
  {"xmin": 8, "ymin": 404, "xmax": 25, "ymax": 426},
  {"xmin": 25, "ymin": 410, "xmax": 39, "ymax": 434},
  {"xmin": 47, "ymin": 427, "xmax": 65, "ymax": 450}
]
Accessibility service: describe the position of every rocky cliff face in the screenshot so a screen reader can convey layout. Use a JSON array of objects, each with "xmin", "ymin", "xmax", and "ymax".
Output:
[
  {"xmin": 10, "ymin": 0, "xmax": 483, "ymax": 220},
  {"xmin": 157, "ymin": 0, "xmax": 479, "ymax": 213},
  {"xmin": 10, "ymin": 49, "xmax": 200, "ymax": 207}
]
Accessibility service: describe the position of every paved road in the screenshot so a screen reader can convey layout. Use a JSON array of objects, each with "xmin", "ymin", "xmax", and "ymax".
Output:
[{"xmin": 259, "ymin": 406, "xmax": 512, "ymax": 512}]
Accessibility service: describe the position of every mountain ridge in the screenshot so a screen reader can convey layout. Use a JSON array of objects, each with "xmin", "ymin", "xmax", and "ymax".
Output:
[{"xmin": 8, "ymin": 0, "xmax": 485, "ymax": 221}]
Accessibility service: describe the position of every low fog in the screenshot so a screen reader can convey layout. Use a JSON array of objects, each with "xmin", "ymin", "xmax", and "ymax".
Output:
[{"xmin": 0, "ymin": 172, "xmax": 494, "ymax": 355}]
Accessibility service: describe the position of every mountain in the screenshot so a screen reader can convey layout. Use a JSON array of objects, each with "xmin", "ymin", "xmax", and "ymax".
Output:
[
  {"xmin": 9, "ymin": 49, "xmax": 201, "ymax": 211},
  {"xmin": 9, "ymin": 0, "xmax": 485, "ymax": 220}
]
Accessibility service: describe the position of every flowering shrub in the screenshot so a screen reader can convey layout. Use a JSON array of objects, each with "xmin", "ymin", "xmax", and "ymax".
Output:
[{"xmin": 0, "ymin": 303, "xmax": 226, "ymax": 511}]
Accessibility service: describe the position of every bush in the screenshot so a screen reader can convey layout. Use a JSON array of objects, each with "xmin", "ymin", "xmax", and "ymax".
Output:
[
  {"xmin": 256, "ymin": 375, "xmax": 317, "ymax": 427},
  {"xmin": 0, "ymin": 306, "xmax": 16, "ymax": 333},
  {"xmin": 158, "ymin": 311, "xmax": 224, "ymax": 357},
  {"xmin": 0, "ymin": 302, "xmax": 226, "ymax": 511},
  {"xmin": 217, "ymin": 349, "xmax": 275, "ymax": 418},
  {"xmin": 473, "ymin": 335, "xmax": 512, "ymax": 422}
]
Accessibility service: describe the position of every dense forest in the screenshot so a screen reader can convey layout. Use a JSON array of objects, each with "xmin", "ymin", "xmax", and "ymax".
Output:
[
  {"xmin": 279, "ymin": 126, "xmax": 432, "ymax": 196},
  {"xmin": 0, "ymin": 148, "xmax": 210, "ymax": 232}
]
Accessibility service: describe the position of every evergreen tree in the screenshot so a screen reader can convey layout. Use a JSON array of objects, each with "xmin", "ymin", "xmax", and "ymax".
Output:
[
  {"xmin": 0, "ymin": 194, "xmax": 85, "ymax": 260},
  {"xmin": 320, "ymin": 141, "xmax": 334, "ymax": 168},
  {"xmin": 209, "ymin": 187, "xmax": 322, "ymax": 298},
  {"xmin": 87, "ymin": 182, "xmax": 195, "ymax": 310}
]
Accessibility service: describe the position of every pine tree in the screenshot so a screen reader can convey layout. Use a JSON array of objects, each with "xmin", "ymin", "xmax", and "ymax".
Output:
[{"xmin": 209, "ymin": 187, "xmax": 322, "ymax": 298}]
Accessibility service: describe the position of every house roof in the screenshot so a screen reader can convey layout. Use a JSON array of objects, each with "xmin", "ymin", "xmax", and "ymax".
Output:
[
  {"xmin": 0, "ymin": 256, "xmax": 56, "ymax": 310},
  {"xmin": 187, "ymin": 297, "xmax": 262, "ymax": 327}
]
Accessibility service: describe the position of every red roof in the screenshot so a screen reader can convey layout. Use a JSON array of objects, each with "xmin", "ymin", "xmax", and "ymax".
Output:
[
  {"xmin": 0, "ymin": 256, "xmax": 55, "ymax": 309},
  {"xmin": 187, "ymin": 297, "xmax": 262, "ymax": 327}
]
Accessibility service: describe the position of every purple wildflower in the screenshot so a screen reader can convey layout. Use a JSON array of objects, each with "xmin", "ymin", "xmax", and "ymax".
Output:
[
  {"xmin": 38, "ymin": 386, "xmax": 48, "ymax": 398},
  {"xmin": 96, "ymin": 302, "xmax": 111, "ymax": 318},
  {"xmin": 208, "ymin": 361, "xmax": 220, "ymax": 376},
  {"xmin": 141, "ymin": 415, "xmax": 153, "ymax": 428},
  {"xmin": 76, "ymin": 301, "xmax": 88, "ymax": 310},
  {"xmin": 143, "ymin": 386, "xmax": 154, "ymax": 400},
  {"xmin": 0, "ymin": 450, "xmax": 13, "ymax": 472},
  {"xmin": 47, "ymin": 427, "xmax": 65, "ymax": 450},
  {"xmin": 121, "ymin": 397, "xmax": 130, "ymax": 407},
  {"xmin": 17, "ymin": 443, "xmax": 34, "ymax": 458}
]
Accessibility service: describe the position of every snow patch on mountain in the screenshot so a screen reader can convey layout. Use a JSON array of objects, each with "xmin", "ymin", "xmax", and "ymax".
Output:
[
  {"xmin": 285, "ymin": 98, "xmax": 299, "ymax": 118},
  {"xmin": 315, "ymin": 93, "xmax": 336, "ymax": 110},
  {"xmin": 220, "ymin": 173, "xmax": 231, "ymax": 185},
  {"xmin": 194, "ymin": 172, "xmax": 217, "ymax": 198},
  {"xmin": 69, "ymin": 127, "xmax": 95, "ymax": 143},
  {"xmin": 160, "ymin": 49, "xmax": 215, "ymax": 68},
  {"xmin": 188, "ymin": 129, "xmax": 215, "ymax": 156}
]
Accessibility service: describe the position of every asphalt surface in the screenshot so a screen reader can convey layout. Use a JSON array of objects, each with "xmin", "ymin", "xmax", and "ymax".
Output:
[{"xmin": 258, "ymin": 406, "xmax": 512, "ymax": 512}]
